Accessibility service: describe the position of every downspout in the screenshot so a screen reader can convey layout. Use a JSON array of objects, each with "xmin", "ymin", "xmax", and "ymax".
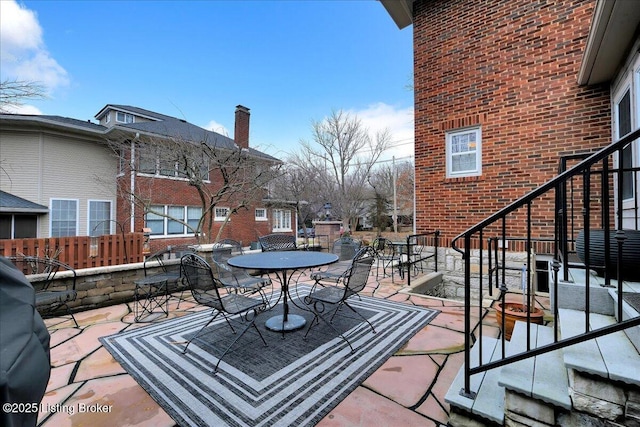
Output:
[{"xmin": 130, "ymin": 136, "xmax": 137, "ymax": 232}]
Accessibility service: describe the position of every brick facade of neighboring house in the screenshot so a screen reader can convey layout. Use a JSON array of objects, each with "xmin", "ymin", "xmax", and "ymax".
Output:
[
  {"xmin": 1, "ymin": 105, "xmax": 290, "ymax": 251},
  {"xmin": 397, "ymin": 0, "xmax": 613, "ymax": 246},
  {"xmin": 95, "ymin": 104, "xmax": 284, "ymax": 252}
]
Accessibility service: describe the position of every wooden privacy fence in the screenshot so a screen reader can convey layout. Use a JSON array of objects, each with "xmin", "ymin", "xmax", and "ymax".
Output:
[{"xmin": 0, "ymin": 233, "xmax": 145, "ymax": 269}]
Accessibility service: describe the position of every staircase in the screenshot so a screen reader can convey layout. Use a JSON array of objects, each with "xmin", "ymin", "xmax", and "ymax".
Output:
[
  {"xmin": 445, "ymin": 273, "xmax": 640, "ymax": 426},
  {"xmin": 446, "ymin": 128, "xmax": 640, "ymax": 426}
]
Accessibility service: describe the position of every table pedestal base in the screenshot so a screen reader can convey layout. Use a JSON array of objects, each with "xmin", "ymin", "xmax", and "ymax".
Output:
[{"xmin": 265, "ymin": 314, "xmax": 306, "ymax": 332}]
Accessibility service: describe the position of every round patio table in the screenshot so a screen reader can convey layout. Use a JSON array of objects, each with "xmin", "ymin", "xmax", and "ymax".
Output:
[{"xmin": 228, "ymin": 251, "xmax": 339, "ymax": 332}]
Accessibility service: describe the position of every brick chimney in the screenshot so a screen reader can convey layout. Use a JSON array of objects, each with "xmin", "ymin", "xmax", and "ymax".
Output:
[{"xmin": 234, "ymin": 105, "xmax": 250, "ymax": 149}]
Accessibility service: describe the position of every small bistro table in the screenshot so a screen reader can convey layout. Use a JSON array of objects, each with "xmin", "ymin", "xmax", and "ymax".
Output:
[{"xmin": 228, "ymin": 251, "xmax": 339, "ymax": 332}]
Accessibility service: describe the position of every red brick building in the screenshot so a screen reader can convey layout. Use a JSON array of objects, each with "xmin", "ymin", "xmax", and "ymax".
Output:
[
  {"xmin": 96, "ymin": 104, "xmax": 286, "ymax": 251},
  {"xmin": 383, "ymin": 0, "xmax": 615, "ymax": 245}
]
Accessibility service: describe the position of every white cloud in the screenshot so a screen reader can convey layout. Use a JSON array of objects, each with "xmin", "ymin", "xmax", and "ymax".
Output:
[
  {"xmin": 350, "ymin": 102, "xmax": 415, "ymax": 161},
  {"xmin": 204, "ymin": 119, "xmax": 230, "ymax": 137},
  {"xmin": 0, "ymin": 0, "xmax": 69, "ymax": 92},
  {"xmin": 4, "ymin": 104, "xmax": 43, "ymax": 115}
]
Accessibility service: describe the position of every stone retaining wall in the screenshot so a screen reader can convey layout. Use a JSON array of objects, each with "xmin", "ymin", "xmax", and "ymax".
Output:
[
  {"xmin": 416, "ymin": 247, "xmax": 530, "ymax": 301},
  {"xmin": 30, "ymin": 260, "xmax": 181, "ymax": 315}
]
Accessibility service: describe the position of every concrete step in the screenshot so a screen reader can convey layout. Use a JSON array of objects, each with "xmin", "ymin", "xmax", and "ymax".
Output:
[
  {"xmin": 609, "ymin": 288, "xmax": 640, "ymax": 353},
  {"xmin": 559, "ymin": 308, "xmax": 640, "ymax": 387},
  {"xmin": 499, "ymin": 321, "xmax": 571, "ymax": 410},
  {"xmin": 445, "ymin": 337, "xmax": 504, "ymax": 425}
]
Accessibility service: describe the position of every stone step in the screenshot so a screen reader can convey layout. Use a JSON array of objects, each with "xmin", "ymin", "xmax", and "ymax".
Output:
[
  {"xmin": 445, "ymin": 336, "xmax": 504, "ymax": 425},
  {"xmin": 559, "ymin": 308, "xmax": 640, "ymax": 387},
  {"xmin": 609, "ymin": 288, "xmax": 640, "ymax": 353},
  {"xmin": 499, "ymin": 321, "xmax": 571, "ymax": 410}
]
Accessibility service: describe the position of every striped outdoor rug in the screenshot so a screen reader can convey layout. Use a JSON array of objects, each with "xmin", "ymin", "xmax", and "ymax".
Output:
[{"xmin": 101, "ymin": 285, "xmax": 439, "ymax": 427}]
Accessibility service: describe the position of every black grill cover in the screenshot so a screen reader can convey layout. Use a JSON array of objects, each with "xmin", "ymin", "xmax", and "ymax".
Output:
[{"xmin": 1, "ymin": 257, "xmax": 51, "ymax": 427}]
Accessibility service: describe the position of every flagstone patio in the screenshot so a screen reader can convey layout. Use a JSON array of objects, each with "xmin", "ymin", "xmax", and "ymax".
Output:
[{"xmin": 37, "ymin": 272, "xmax": 549, "ymax": 427}]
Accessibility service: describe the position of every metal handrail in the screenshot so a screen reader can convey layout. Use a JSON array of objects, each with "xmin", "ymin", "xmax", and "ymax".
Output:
[
  {"xmin": 451, "ymin": 127, "xmax": 640, "ymax": 399},
  {"xmin": 405, "ymin": 230, "xmax": 440, "ymax": 288}
]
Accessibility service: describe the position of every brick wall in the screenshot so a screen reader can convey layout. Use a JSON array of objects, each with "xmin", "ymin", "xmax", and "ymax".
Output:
[
  {"xmin": 412, "ymin": 0, "xmax": 611, "ymax": 243},
  {"xmin": 117, "ymin": 167, "xmax": 272, "ymax": 250}
]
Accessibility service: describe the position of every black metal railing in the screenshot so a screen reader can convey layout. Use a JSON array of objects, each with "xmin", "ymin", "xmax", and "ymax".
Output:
[
  {"xmin": 451, "ymin": 127, "xmax": 640, "ymax": 399},
  {"xmin": 405, "ymin": 230, "xmax": 440, "ymax": 288}
]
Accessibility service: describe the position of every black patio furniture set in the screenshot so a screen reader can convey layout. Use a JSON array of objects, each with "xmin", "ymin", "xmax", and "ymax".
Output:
[{"xmin": 6, "ymin": 233, "xmax": 404, "ymax": 375}]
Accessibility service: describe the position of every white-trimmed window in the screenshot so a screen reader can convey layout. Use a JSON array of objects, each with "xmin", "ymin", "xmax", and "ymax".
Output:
[
  {"xmin": 446, "ymin": 127, "xmax": 482, "ymax": 178},
  {"xmin": 255, "ymin": 208, "xmax": 267, "ymax": 221},
  {"xmin": 137, "ymin": 149, "xmax": 209, "ymax": 181},
  {"xmin": 272, "ymin": 209, "xmax": 292, "ymax": 231},
  {"xmin": 116, "ymin": 112, "xmax": 134, "ymax": 124},
  {"xmin": 50, "ymin": 198, "xmax": 78, "ymax": 237},
  {"xmin": 214, "ymin": 207, "xmax": 230, "ymax": 222},
  {"xmin": 145, "ymin": 205, "xmax": 202, "ymax": 236},
  {"xmin": 88, "ymin": 200, "xmax": 112, "ymax": 236}
]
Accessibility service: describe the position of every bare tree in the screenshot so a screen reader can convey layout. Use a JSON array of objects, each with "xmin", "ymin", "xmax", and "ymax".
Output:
[
  {"xmin": 0, "ymin": 79, "xmax": 46, "ymax": 113},
  {"xmin": 369, "ymin": 160, "xmax": 414, "ymax": 231},
  {"xmin": 299, "ymin": 110, "xmax": 392, "ymax": 231},
  {"xmin": 108, "ymin": 130, "xmax": 281, "ymax": 244}
]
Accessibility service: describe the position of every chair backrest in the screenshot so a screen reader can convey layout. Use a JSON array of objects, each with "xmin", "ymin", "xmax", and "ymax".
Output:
[
  {"xmin": 180, "ymin": 253, "xmax": 224, "ymax": 309},
  {"xmin": 259, "ymin": 234, "xmax": 298, "ymax": 252},
  {"xmin": 343, "ymin": 246, "xmax": 376, "ymax": 296},
  {"xmin": 332, "ymin": 236, "xmax": 362, "ymax": 261},
  {"xmin": 212, "ymin": 239, "xmax": 243, "ymax": 261},
  {"xmin": 7, "ymin": 256, "xmax": 76, "ymax": 292},
  {"xmin": 144, "ymin": 245, "xmax": 195, "ymax": 275},
  {"xmin": 210, "ymin": 257, "xmax": 239, "ymax": 287}
]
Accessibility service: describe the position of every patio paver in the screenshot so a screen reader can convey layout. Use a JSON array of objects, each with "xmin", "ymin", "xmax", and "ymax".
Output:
[{"xmin": 34, "ymin": 270, "xmax": 487, "ymax": 427}]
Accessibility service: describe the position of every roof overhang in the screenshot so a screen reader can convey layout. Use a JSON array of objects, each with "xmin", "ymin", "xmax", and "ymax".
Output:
[
  {"xmin": 0, "ymin": 114, "xmax": 106, "ymax": 137},
  {"xmin": 379, "ymin": 0, "xmax": 413, "ymax": 29},
  {"xmin": 578, "ymin": 0, "xmax": 640, "ymax": 86}
]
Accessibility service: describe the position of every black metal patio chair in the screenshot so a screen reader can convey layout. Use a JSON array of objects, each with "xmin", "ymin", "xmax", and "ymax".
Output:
[
  {"xmin": 180, "ymin": 253, "xmax": 268, "ymax": 373},
  {"xmin": 303, "ymin": 246, "xmax": 376, "ymax": 352},
  {"xmin": 8, "ymin": 255, "xmax": 78, "ymax": 327},
  {"xmin": 258, "ymin": 233, "xmax": 300, "ymax": 252},
  {"xmin": 134, "ymin": 245, "xmax": 195, "ymax": 321},
  {"xmin": 371, "ymin": 237, "xmax": 401, "ymax": 281},
  {"xmin": 310, "ymin": 236, "xmax": 362, "ymax": 285}
]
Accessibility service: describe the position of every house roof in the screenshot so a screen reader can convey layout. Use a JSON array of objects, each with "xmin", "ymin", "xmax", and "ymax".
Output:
[
  {"xmin": 0, "ymin": 191, "xmax": 49, "ymax": 214},
  {"xmin": 578, "ymin": 0, "xmax": 640, "ymax": 85},
  {"xmin": 96, "ymin": 104, "xmax": 280, "ymax": 162},
  {"xmin": 0, "ymin": 113, "xmax": 107, "ymax": 135},
  {"xmin": 379, "ymin": 0, "xmax": 413, "ymax": 29}
]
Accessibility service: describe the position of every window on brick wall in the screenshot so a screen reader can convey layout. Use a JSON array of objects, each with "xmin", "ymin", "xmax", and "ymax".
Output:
[
  {"xmin": 214, "ymin": 207, "xmax": 230, "ymax": 222},
  {"xmin": 272, "ymin": 209, "xmax": 292, "ymax": 232},
  {"xmin": 145, "ymin": 205, "xmax": 202, "ymax": 236},
  {"xmin": 255, "ymin": 208, "xmax": 267, "ymax": 221},
  {"xmin": 137, "ymin": 148, "xmax": 209, "ymax": 181},
  {"xmin": 446, "ymin": 127, "xmax": 482, "ymax": 178}
]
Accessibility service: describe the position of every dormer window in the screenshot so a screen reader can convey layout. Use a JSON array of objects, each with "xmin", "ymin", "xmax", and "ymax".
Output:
[{"xmin": 116, "ymin": 112, "xmax": 134, "ymax": 124}]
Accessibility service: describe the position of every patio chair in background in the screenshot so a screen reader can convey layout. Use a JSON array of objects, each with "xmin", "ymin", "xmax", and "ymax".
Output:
[
  {"xmin": 8, "ymin": 256, "xmax": 78, "ymax": 327},
  {"xmin": 212, "ymin": 239, "xmax": 243, "ymax": 262},
  {"xmin": 303, "ymin": 246, "xmax": 376, "ymax": 352},
  {"xmin": 310, "ymin": 236, "xmax": 362, "ymax": 286},
  {"xmin": 258, "ymin": 233, "xmax": 300, "ymax": 252},
  {"xmin": 180, "ymin": 253, "xmax": 267, "ymax": 373},
  {"xmin": 371, "ymin": 237, "xmax": 401, "ymax": 281},
  {"xmin": 135, "ymin": 245, "xmax": 195, "ymax": 321}
]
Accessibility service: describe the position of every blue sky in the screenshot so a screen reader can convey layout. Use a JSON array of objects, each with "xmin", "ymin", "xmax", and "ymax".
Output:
[{"xmin": 1, "ymin": 0, "xmax": 414, "ymax": 162}]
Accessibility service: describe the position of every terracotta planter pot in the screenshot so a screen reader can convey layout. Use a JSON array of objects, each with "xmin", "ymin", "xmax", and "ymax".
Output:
[{"xmin": 494, "ymin": 302, "xmax": 544, "ymax": 340}]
